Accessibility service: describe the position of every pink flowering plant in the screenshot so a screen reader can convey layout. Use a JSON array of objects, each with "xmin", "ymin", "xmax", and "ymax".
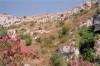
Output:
[{"xmin": 0, "ymin": 28, "xmax": 33, "ymax": 66}]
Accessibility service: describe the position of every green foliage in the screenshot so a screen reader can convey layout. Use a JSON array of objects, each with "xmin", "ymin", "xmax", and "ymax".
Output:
[
  {"xmin": 77, "ymin": 26, "xmax": 95, "ymax": 62},
  {"xmin": 79, "ymin": 9, "xmax": 87, "ymax": 15},
  {"xmin": 42, "ymin": 36, "xmax": 55, "ymax": 47},
  {"xmin": 36, "ymin": 35, "xmax": 56, "ymax": 47},
  {"xmin": 50, "ymin": 52, "xmax": 66, "ymax": 66},
  {"xmin": 0, "ymin": 41, "xmax": 10, "ymax": 48},
  {"xmin": 77, "ymin": 27, "xmax": 95, "ymax": 47},
  {"xmin": 21, "ymin": 34, "xmax": 32, "ymax": 46},
  {"xmin": 96, "ymin": 8, "xmax": 100, "ymax": 14},
  {"xmin": 0, "ymin": 27, "xmax": 7, "ymax": 38},
  {"xmin": 58, "ymin": 26, "xmax": 68, "ymax": 43},
  {"xmin": 80, "ymin": 9, "xmax": 85, "ymax": 13},
  {"xmin": 80, "ymin": 48, "xmax": 94, "ymax": 62},
  {"xmin": 25, "ymin": 37, "xmax": 32, "ymax": 46},
  {"xmin": 59, "ymin": 26, "xmax": 68, "ymax": 38}
]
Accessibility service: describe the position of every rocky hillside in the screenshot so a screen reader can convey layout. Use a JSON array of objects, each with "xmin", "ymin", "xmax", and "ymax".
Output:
[{"xmin": 0, "ymin": 2, "xmax": 100, "ymax": 66}]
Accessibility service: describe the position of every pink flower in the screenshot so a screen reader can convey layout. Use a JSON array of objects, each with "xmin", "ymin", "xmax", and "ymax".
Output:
[
  {"xmin": 0, "ymin": 39, "xmax": 4, "ymax": 42},
  {"xmin": 7, "ymin": 31, "xmax": 14, "ymax": 36},
  {"xmin": 7, "ymin": 39, "xmax": 12, "ymax": 45},
  {"xmin": 3, "ymin": 35, "xmax": 9, "ymax": 40},
  {"xmin": 20, "ymin": 46, "xmax": 31, "ymax": 55},
  {"xmin": 11, "ymin": 45, "xmax": 19, "ymax": 53}
]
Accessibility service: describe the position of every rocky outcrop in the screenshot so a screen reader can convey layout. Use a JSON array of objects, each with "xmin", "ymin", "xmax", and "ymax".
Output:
[{"xmin": 59, "ymin": 44, "xmax": 79, "ymax": 61}]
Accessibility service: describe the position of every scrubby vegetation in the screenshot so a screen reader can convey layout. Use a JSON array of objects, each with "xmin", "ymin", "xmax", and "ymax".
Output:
[
  {"xmin": 21, "ymin": 34, "xmax": 32, "ymax": 46},
  {"xmin": 0, "ymin": 2, "xmax": 99, "ymax": 66},
  {"xmin": 50, "ymin": 52, "xmax": 67, "ymax": 66},
  {"xmin": 77, "ymin": 26, "xmax": 95, "ymax": 62},
  {"xmin": 58, "ymin": 26, "xmax": 68, "ymax": 43},
  {"xmin": 0, "ymin": 26, "xmax": 7, "ymax": 38},
  {"xmin": 96, "ymin": 8, "xmax": 100, "ymax": 14}
]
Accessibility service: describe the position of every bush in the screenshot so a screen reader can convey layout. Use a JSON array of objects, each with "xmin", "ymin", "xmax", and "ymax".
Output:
[
  {"xmin": 21, "ymin": 34, "xmax": 32, "ymax": 46},
  {"xmin": 80, "ymin": 48, "xmax": 94, "ymax": 62},
  {"xmin": 0, "ymin": 27, "xmax": 7, "ymax": 38},
  {"xmin": 25, "ymin": 37, "xmax": 32, "ymax": 46},
  {"xmin": 0, "ymin": 41, "xmax": 10, "ymax": 48},
  {"xmin": 77, "ymin": 27, "xmax": 95, "ymax": 47},
  {"xmin": 59, "ymin": 26, "xmax": 68, "ymax": 38},
  {"xmin": 79, "ymin": 9, "xmax": 87, "ymax": 15},
  {"xmin": 50, "ymin": 52, "xmax": 66, "ymax": 66},
  {"xmin": 58, "ymin": 26, "xmax": 68, "ymax": 43},
  {"xmin": 77, "ymin": 27, "xmax": 95, "ymax": 62},
  {"xmin": 96, "ymin": 8, "xmax": 100, "ymax": 14}
]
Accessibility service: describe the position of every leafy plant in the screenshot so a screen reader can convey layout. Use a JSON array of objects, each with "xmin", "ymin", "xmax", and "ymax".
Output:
[
  {"xmin": 50, "ymin": 52, "xmax": 66, "ymax": 66},
  {"xmin": 21, "ymin": 34, "xmax": 32, "ymax": 46},
  {"xmin": 0, "ymin": 27, "xmax": 7, "ymax": 38},
  {"xmin": 58, "ymin": 26, "xmax": 68, "ymax": 43},
  {"xmin": 77, "ymin": 26, "xmax": 95, "ymax": 62},
  {"xmin": 59, "ymin": 26, "xmax": 68, "ymax": 38},
  {"xmin": 96, "ymin": 8, "xmax": 100, "ymax": 14}
]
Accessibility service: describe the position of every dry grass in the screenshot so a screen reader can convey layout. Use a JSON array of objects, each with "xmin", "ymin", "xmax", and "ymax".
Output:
[{"xmin": 7, "ymin": 8, "xmax": 97, "ymax": 66}]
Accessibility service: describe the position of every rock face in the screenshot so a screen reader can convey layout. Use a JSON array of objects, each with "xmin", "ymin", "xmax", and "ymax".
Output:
[
  {"xmin": 59, "ymin": 44, "xmax": 79, "ymax": 60},
  {"xmin": 93, "ymin": 14, "xmax": 100, "ymax": 32}
]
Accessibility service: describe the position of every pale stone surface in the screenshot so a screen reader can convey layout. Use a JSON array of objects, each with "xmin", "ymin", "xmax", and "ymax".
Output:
[{"xmin": 59, "ymin": 44, "xmax": 79, "ymax": 59}]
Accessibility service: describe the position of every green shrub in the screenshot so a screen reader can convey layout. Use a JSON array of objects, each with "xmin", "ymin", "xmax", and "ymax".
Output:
[
  {"xmin": 0, "ymin": 41, "xmax": 10, "ymax": 48},
  {"xmin": 77, "ymin": 26, "xmax": 95, "ymax": 62},
  {"xmin": 58, "ymin": 26, "xmax": 68, "ymax": 43},
  {"xmin": 79, "ymin": 9, "xmax": 87, "ymax": 15},
  {"xmin": 59, "ymin": 26, "xmax": 68, "ymax": 38},
  {"xmin": 21, "ymin": 34, "xmax": 32, "ymax": 46},
  {"xmin": 25, "ymin": 37, "xmax": 32, "ymax": 46},
  {"xmin": 50, "ymin": 52, "xmax": 66, "ymax": 66},
  {"xmin": 80, "ymin": 9, "xmax": 85, "ymax": 13},
  {"xmin": 96, "ymin": 8, "xmax": 100, "ymax": 14},
  {"xmin": 77, "ymin": 27, "xmax": 95, "ymax": 47},
  {"xmin": 80, "ymin": 48, "xmax": 94, "ymax": 62},
  {"xmin": 0, "ymin": 27, "xmax": 7, "ymax": 38}
]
